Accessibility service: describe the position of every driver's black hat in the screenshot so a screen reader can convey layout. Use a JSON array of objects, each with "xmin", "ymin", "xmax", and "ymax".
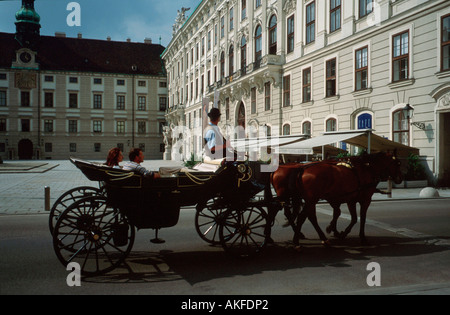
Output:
[{"xmin": 207, "ymin": 108, "xmax": 222, "ymax": 119}]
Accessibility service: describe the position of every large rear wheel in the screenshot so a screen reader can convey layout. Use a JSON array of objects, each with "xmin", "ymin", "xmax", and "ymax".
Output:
[{"xmin": 52, "ymin": 196, "xmax": 134, "ymax": 276}]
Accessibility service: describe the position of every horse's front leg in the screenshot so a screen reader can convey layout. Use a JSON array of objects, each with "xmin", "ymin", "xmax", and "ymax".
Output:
[
  {"xmin": 359, "ymin": 200, "xmax": 372, "ymax": 245},
  {"xmin": 298, "ymin": 202, "xmax": 329, "ymax": 246},
  {"xmin": 326, "ymin": 202, "xmax": 342, "ymax": 238},
  {"xmin": 339, "ymin": 202, "xmax": 358, "ymax": 240}
]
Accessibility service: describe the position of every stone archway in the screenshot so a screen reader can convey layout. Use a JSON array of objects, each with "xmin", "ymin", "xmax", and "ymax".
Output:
[{"xmin": 18, "ymin": 139, "xmax": 33, "ymax": 160}]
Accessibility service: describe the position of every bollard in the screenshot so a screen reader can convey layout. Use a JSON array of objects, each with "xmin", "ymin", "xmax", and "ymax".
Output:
[
  {"xmin": 387, "ymin": 179, "xmax": 393, "ymax": 198},
  {"xmin": 45, "ymin": 186, "xmax": 51, "ymax": 211}
]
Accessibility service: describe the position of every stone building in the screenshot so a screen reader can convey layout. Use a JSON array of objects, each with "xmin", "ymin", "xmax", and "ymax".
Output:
[
  {"xmin": 0, "ymin": 0, "xmax": 168, "ymax": 161},
  {"xmin": 162, "ymin": 0, "xmax": 450, "ymax": 185}
]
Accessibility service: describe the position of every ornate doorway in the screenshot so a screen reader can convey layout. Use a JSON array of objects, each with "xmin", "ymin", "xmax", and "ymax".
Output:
[{"xmin": 237, "ymin": 102, "xmax": 246, "ymax": 139}]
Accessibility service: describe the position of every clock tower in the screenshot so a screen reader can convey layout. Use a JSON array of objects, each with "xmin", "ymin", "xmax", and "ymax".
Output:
[{"xmin": 15, "ymin": 0, "xmax": 41, "ymax": 51}]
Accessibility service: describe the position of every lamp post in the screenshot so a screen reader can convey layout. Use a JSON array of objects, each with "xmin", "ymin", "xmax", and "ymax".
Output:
[{"xmin": 402, "ymin": 104, "xmax": 426, "ymax": 130}]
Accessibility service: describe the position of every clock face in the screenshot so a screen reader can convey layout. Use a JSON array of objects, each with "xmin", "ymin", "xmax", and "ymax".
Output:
[{"xmin": 20, "ymin": 52, "xmax": 32, "ymax": 63}]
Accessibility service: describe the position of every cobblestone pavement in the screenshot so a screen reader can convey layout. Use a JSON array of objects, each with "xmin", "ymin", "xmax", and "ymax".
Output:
[
  {"xmin": 0, "ymin": 160, "xmax": 183, "ymax": 214},
  {"xmin": 0, "ymin": 159, "xmax": 449, "ymax": 215}
]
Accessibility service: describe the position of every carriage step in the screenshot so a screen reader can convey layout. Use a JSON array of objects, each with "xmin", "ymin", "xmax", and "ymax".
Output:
[{"xmin": 150, "ymin": 229, "xmax": 165, "ymax": 244}]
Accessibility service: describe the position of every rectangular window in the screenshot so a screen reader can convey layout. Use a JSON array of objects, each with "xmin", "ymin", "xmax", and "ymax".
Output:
[
  {"xmin": 230, "ymin": 7, "xmax": 234, "ymax": 31},
  {"xmin": 306, "ymin": 2, "xmax": 315, "ymax": 44},
  {"xmin": 69, "ymin": 93, "xmax": 78, "ymax": 108},
  {"xmin": 93, "ymin": 120, "xmax": 102, "ymax": 133},
  {"xmin": 221, "ymin": 16, "xmax": 225, "ymax": 38},
  {"xmin": 330, "ymin": 0, "xmax": 341, "ymax": 33},
  {"xmin": 138, "ymin": 121, "xmax": 146, "ymax": 134},
  {"xmin": 0, "ymin": 90, "xmax": 6, "ymax": 106},
  {"xmin": 256, "ymin": 0, "xmax": 261, "ymax": 8},
  {"xmin": 226, "ymin": 98, "xmax": 230, "ymax": 120},
  {"xmin": 159, "ymin": 97, "xmax": 167, "ymax": 111},
  {"xmin": 93, "ymin": 94, "xmax": 102, "ymax": 109},
  {"xmin": 21, "ymin": 119, "xmax": 30, "ymax": 132},
  {"xmin": 44, "ymin": 75, "xmax": 54, "ymax": 82},
  {"xmin": 21, "ymin": 91, "xmax": 30, "ymax": 107},
  {"xmin": 138, "ymin": 80, "xmax": 146, "ymax": 87},
  {"xmin": 392, "ymin": 31, "xmax": 409, "ymax": 82},
  {"xmin": 302, "ymin": 68, "xmax": 311, "ymax": 102},
  {"xmin": 45, "ymin": 143, "xmax": 52, "ymax": 153},
  {"xmin": 283, "ymin": 75, "xmax": 291, "ymax": 107},
  {"xmin": 355, "ymin": 46, "xmax": 368, "ymax": 90},
  {"xmin": 117, "ymin": 95, "xmax": 125, "ymax": 110},
  {"xmin": 0, "ymin": 119, "xmax": 6, "ymax": 132},
  {"xmin": 44, "ymin": 120, "xmax": 53, "ymax": 132},
  {"xmin": 117, "ymin": 121, "xmax": 125, "ymax": 134},
  {"xmin": 93, "ymin": 78, "xmax": 102, "ymax": 84},
  {"xmin": 94, "ymin": 143, "xmax": 101, "ymax": 152},
  {"xmin": 242, "ymin": 0, "xmax": 247, "ymax": 20},
  {"xmin": 326, "ymin": 58, "xmax": 337, "ymax": 97},
  {"xmin": 69, "ymin": 77, "xmax": 78, "ymax": 83},
  {"xmin": 0, "ymin": 73, "xmax": 7, "ymax": 80},
  {"xmin": 441, "ymin": 14, "xmax": 450, "ymax": 72},
  {"xmin": 287, "ymin": 15, "xmax": 295, "ymax": 53},
  {"xmin": 359, "ymin": 0, "xmax": 373, "ymax": 18},
  {"xmin": 393, "ymin": 110, "xmax": 410, "ymax": 146},
  {"xmin": 265, "ymin": 82, "xmax": 271, "ymax": 111},
  {"xmin": 44, "ymin": 92, "xmax": 53, "ymax": 108},
  {"xmin": 68, "ymin": 120, "xmax": 78, "ymax": 133},
  {"xmin": 117, "ymin": 79, "xmax": 125, "ymax": 86},
  {"xmin": 251, "ymin": 87, "xmax": 256, "ymax": 114},
  {"xmin": 138, "ymin": 96, "xmax": 146, "ymax": 111},
  {"xmin": 69, "ymin": 143, "xmax": 77, "ymax": 153}
]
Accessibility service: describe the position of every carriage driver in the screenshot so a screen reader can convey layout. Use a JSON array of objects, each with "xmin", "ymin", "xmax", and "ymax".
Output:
[
  {"xmin": 123, "ymin": 148, "xmax": 161, "ymax": 179},
  {"xmin": 203, "ymin": 108, "xmax": 235, "ymax": 161}
]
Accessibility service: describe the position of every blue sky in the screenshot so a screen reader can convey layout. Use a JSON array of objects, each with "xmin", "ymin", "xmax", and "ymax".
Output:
[{"xmin": 0, "ymin": 0, "xmax": 200, "ymax": 47}]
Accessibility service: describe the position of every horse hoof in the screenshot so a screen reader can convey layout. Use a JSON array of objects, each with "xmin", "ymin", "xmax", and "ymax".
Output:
[
  {"xmin": 294, "ymin": 245, "xmax": 303, "ymax": 253},
  {"xmin": 322, "ymin": 240, "xmax": 331, "ymax": 247}
]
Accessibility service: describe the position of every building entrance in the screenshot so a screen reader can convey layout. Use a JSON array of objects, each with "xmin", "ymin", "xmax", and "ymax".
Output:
[{"xmin": 18, "ymin": 139, "xmax": 33, "ymax": 160}]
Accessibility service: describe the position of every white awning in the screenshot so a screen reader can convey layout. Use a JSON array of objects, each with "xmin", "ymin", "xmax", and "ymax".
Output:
[
  {"xmin": 231, "ymin": 134, "xmax": 308, "ymax": 152},
  {"xmin": 275, "ymin": 129, "xmax": 420, "ymax": 157}
]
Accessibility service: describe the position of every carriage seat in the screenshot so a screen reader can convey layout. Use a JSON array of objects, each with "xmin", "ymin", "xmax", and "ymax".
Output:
[{"xmin": 158, "ymin": 158, "xmax": 224, "ymax": 176}]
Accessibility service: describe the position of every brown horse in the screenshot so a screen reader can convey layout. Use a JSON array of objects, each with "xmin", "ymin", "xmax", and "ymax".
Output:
[{"xmin": 272, "ymin": 152, "xmax": 403, "ymax": 246}]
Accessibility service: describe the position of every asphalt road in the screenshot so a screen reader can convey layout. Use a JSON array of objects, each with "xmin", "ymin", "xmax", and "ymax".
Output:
[{"xmin": 0, "ymin": 199, "xmax": 449, "ymax": 297}]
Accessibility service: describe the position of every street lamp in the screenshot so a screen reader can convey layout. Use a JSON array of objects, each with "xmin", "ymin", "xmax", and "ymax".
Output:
[{"xmin": 402, "ymin": 104, "xmax": 426, "ymax": 130}]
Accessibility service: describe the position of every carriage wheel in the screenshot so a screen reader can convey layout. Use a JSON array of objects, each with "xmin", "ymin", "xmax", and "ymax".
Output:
[
  {"xmin": 219, "ymin": 206, "xmax": 268, "ymax": 258},
  {"xmin": 195, "ymin": 197, "xmax": 226, "ymax": 245},
  {"xmin": 49, "ymin": 186, "xmax": 102, "ymax": 235},
  {"xmin": 52, "ymin": 196, "xmax": 134, "ymax": 276}
]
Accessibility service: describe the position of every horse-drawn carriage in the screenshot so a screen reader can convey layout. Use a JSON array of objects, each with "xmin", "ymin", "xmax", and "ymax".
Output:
[
  {"xmin": 51, "ymin": 144, "xmax": 404, "ymax": 276},
  {"xmin": 51, "ymin": 158, "xmax": 283, "ymax": 276}
]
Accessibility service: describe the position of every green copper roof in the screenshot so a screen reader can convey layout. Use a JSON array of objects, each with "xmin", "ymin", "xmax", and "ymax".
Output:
[{"xmin": 15, "ymin": 5, "xmax": 41, "ymax": 25}]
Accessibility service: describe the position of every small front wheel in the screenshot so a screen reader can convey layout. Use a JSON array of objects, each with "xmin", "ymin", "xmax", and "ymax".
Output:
[{"xmin": 219, "ymin": 206, "xmax": 268, "ymax": 258}]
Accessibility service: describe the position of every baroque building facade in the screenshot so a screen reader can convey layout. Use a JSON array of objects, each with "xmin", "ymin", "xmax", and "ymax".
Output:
[
  {"xmin": 0, "ymin": 0, "xmax": 168, "ymax": 161},
  {"xmin": 163, "ymin": 0, "xmax": 450, "ymax": 185}
]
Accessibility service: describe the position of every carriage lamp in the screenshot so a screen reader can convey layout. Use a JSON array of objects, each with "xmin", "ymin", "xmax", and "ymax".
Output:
[{"xmin": 402, "ymin": 104, "xmax": 426, "ymax": 130}]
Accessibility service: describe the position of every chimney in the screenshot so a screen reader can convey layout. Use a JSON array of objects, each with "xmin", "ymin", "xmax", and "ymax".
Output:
[
  {"xmin": 55, "ymin": 32, "xmax": 66, "ymax": 38},
  {"xmin": 126, "ymin": 38, "xmax": 131, "ymax": 43},
  {"xmin": 107, "ymin": 36, "xmax": 111, "ymax": 41},
  {"xmin": 144, "ymin": 38, "xmax": 152, "ymax": 44},
  {"xmin": 77, "ymin": 33, "xmax": 82, "ymax": 39}
]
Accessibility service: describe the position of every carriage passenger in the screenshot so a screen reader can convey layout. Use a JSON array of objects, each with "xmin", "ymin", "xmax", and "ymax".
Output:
[
  {"xmin": 105, "ymin": 147, "xmax": 123, "ymax": 169},
  {"xmin": 123, "ymin": 148, "xmax": 161, "ymax": 179}
]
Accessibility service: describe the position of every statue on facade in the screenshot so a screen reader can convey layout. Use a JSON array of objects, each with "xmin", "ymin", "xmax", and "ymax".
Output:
[{"xmin": 172, "ymin": 7, "xmax": 190, "ymax": 36}]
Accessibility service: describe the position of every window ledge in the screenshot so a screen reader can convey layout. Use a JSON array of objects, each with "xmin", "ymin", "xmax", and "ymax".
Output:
[
  {"xmin": 324, "ymin": 95, "xmax": 340, "ymax": 102},
  {"xmin": 301, "ymin": 100, "xmax": 314, "ymax": 107},
  {"xmin": 388, "ymin": 78, "xmax": 415, "ymax": 89},
  {"xmin": 436, "ymin": 71, "xmax": 450, "ymax": 79},
  {"xmin": 352, "ymin": 88, "xmax": 372, "ymax": 97}
]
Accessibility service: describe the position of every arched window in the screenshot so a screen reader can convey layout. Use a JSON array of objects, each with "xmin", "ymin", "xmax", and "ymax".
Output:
[
  {"xmin": 241, "ymin": 36, "xmax": 247, "ymax": 73},
  {"xmin": 229, "ymin": 45, "xmax": 234, "ymax": 76},
  {"xmin": 326, "ymin": 118, "xmax": 337, "ymax": 132},
  {"xmin": 283, "ymin": 124, "xmax": 291, "ymax": 136},
  {"xmin": 255, "ymin": 25, "xmax": 262, "ymax": 62},
  {"xmin": 220, "ymin": 51, "xmax": 225, "ymax": 79},
  {"xmin": 269, "ymin": 15, "xmax": 277, "ymax": 55}
]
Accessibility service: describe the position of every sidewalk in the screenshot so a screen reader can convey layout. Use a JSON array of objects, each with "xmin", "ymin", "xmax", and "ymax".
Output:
[{"xmin": 0, "ymin": 159, "xmax": 449, "ymax": 215}]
